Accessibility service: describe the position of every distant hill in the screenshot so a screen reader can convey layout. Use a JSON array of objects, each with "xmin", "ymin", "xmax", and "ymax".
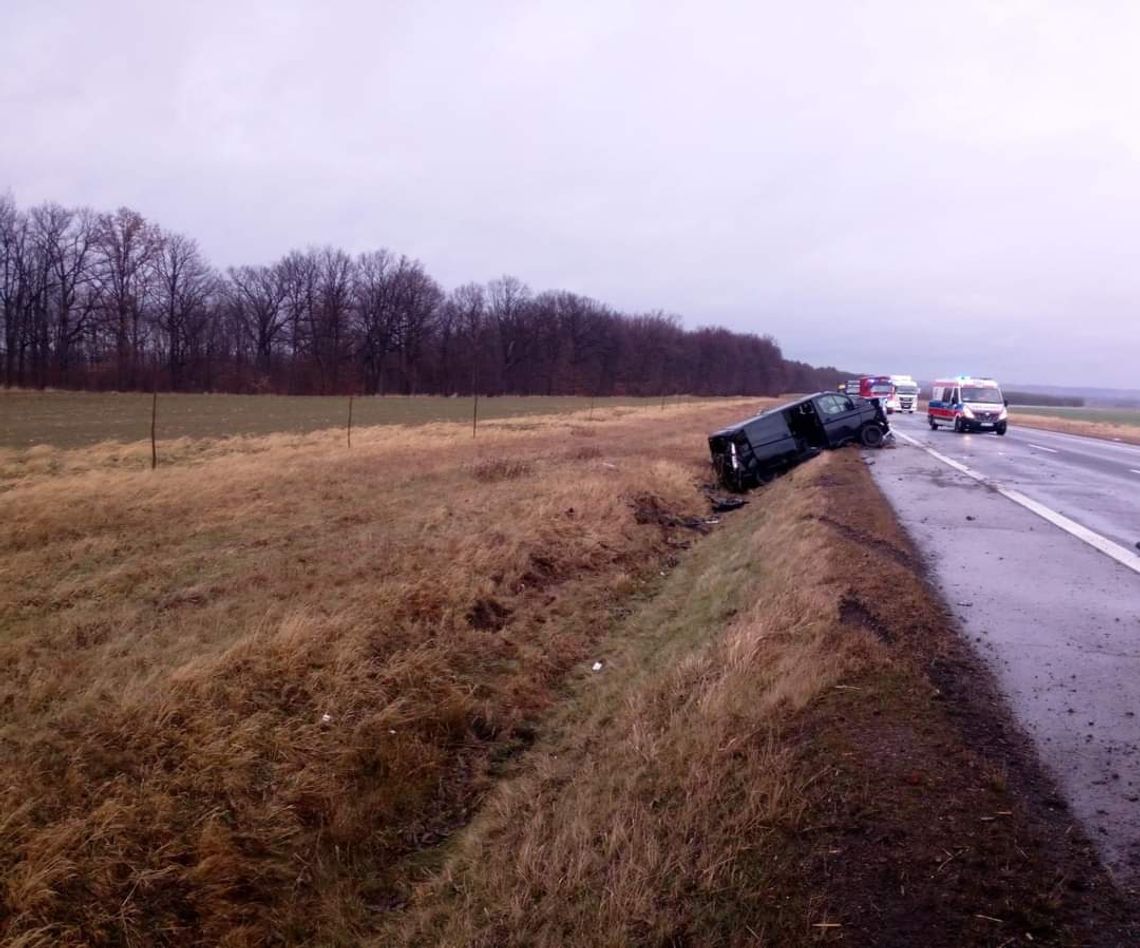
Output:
[
  {"xmin": 913, "ymin": 381, "xmax": 1138, "ymax": 408},
  {"xmin": 1004, "ymin": 384, "xmax": 1140, "ymax": 408}
]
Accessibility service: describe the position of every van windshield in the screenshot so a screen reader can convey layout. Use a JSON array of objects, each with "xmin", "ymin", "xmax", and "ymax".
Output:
[{"xmin": 962, "ymin": 386, "xmax": 1002, "ymax": 404}]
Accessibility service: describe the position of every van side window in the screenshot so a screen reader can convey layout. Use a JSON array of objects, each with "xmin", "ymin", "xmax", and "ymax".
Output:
[{"xmin": 816, "ymin": 394, "xmax": 846, "ymax": 415}]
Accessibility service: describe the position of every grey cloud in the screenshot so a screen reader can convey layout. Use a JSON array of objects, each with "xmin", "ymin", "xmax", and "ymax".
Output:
[{"xmin": 3, "ymin": 0, "xmax": 1137, "ymax": 385}]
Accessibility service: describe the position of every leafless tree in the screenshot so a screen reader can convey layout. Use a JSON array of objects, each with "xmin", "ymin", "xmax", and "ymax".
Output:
[
  {"xmin": 152, "ymin": 231, "xmax": 216, "ymax": 389},
  {"xmin": 93, "ymin": 207, "xmax": 161, "ymax": 389},
  {"xmin": 227, "ymin": 263, "xmax": 288, "ymax": 380},
  {"xmin": 0, "ymin": 192, "xmax": 849, "ymax": 396},
  {"xmin": 313, "ymin": 247, "xmax": 354, "ymax": 393},
  {"xmin": 33, "ymin": 204, "xmax": 100, "ymax": 386},
  {"xmin": 278, "ymin": 249, "xmax": 319, "ymax": 391},
  {"xmin": 487, "ymin": 275, "xmax": 531, "ymax": 394},
  {"xmin": 0, "ymin": 195, "xmax": 33, "ymax": 386},
  {"xmin": 352, "ymin": 249, "xmax": 399, "ymax": 394},
  {"xmin": 389, "ymin": 257, "xmax": 442, "ymax": 394}
]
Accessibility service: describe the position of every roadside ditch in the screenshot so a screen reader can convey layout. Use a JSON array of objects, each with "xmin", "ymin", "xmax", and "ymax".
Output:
[{"xmin": 384, "ymin": 448, "xmax": 1140, "ymax": 946}]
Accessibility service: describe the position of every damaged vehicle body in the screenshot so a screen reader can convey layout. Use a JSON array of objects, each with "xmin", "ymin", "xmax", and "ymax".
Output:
[{"xmin": 709, "ymin": 392, "xmax": 890, "ymax": 491}]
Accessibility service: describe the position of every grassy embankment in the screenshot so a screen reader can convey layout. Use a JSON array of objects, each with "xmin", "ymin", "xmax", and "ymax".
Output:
[
  {"xmin": 1, "ymin": 400, "xmax": 1133, "ymax": 945},
  {"xmin": 1009, "ymin": 406, "xmax": 1140, "ymax": 446}
]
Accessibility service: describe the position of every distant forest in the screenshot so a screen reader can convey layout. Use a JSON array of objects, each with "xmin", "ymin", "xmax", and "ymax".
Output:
[
  {"xmin": 1, "ymin": 194, "xmax": 848, "ymax": 397},
  {"xmin": 1003, "ymin": 391, "xmax": 1084, "ymax": 408}
]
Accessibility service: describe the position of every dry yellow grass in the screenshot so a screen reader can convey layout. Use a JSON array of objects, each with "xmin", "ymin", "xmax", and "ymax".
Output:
[
  {"xmin": 1008, "ymin": 412, "xmax": 1140, "ymax": 446},
  {"xmin": 0, "ymin": 399, "xmax": 758, "ymax": 945},
  {"xmin": 3, "ymin": 399, "xmax": 1131, "ymax": 946},
  {"xmin": 381, "ymin": 450, "xmax": 1136, "ymax": 947},
  {"xmin": 383, "ymin": 454, "xmax": 881, "ymax": 946}
]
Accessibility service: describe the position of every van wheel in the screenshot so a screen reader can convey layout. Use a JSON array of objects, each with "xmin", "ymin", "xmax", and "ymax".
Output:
[
  {"xmin": 860, "ymin": 424, "xmax": 885, "ymax": 448},
  {"xmin": 996, "ymin": 423, "xmax": 1007, "ymax": 436},
  {"xmin": 953, "ymin": 417, "xmax": 964, "ymax": 433},
  {"xmin": 928, "ymin": 415, "xmax": 937, "ymax": 429}
]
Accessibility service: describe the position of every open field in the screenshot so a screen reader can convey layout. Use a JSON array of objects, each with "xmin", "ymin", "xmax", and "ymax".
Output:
[
  {"xmin": 1, "ymin": 403, "xmax": 1134, "ymax": 945},
  {"xmin": 0, "ymin": 391, "xmax": 702, "ymax": 451},
  {"xmin": 1010, "ymin": 407, "xmax": 1140, "ymax": 445},
  {"xmin": 1013, "ymin": 406, "xmax": 1140, "ymax": 426}
]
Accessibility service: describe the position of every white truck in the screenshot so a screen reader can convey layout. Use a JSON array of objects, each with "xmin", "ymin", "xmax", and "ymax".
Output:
[{"xmin": 888, "ymin": 375, "xmax": 919, "ymax": 413}]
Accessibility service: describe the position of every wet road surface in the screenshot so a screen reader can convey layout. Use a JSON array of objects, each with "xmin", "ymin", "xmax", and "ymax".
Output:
[
  {"xmin": 870, "ymin": 414, "xmax": 1140, "ymax": 882},
  {"xmin": 896, "ymin": 412, "xmax": 1140, "ymax": 553}
]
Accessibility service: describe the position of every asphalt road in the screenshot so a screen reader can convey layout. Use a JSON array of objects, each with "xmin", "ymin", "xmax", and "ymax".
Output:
[
  {"xmin": 870, "ymin": 413, "xmax": 1140, "ymax": 884},
  {"xmin": 895, "ymin": 412, "xmax": 1140, "ymax": 553}
]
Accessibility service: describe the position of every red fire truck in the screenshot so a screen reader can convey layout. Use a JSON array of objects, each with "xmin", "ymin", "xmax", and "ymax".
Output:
[{"xmin": 843, "ymin": 376, "xmax": 896, "ymax": 412}]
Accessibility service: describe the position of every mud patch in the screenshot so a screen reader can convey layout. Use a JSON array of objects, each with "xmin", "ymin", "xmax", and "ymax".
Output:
[
  {"xmin": 811, "ymin": 512, "xmax": 911, "ymax": 568},
  {"xmin": 838, "ymin": 594, "xmax": 894, "ymax": 644},
  {"xmin": 471, "ymin": 458, "xmax": 534, "ymax": 482},
  {"xmin": 631, "ymin": 493, "xmax": 712, "ymax": 533},
  {"xmin": 466, "ymin": 597, "xmax": 512, "ymax": 631}
]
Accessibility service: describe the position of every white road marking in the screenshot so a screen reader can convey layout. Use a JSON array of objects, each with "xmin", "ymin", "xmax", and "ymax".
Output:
[
  {"xmin": 1131, "ymin": 469, "xmax": 1140, "ymax": 476},
  {"xmin": 894, "ymin": 430, "xmax": 1140, "ymax": 575},
  {"xmin": 1027, "ymin": 443, "xmax": 1059, "ymax": 453}
]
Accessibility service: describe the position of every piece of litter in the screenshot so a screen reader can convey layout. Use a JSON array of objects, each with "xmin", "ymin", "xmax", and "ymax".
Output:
[
  {"xmin": 320, "ymin": 713, "xmax": 332, "ymax": 724},
  {"xmin": 592, "ymin": 661, "xmax": 603, "ymax": 672},
  {"xmin": 601, "ymin": 462, "xmax": 618, "ymax": 470},
  {"xmin": 388, "ymin": 729, "xmax": 397, "ymax": 735}
]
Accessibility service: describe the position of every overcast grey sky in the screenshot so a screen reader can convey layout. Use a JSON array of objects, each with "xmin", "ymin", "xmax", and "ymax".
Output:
[{"xmin": 3, "ymin": 0, "xmax": 1138, "ymax": 386}]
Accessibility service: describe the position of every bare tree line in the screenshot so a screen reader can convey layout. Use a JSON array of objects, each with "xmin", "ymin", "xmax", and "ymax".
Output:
[{"xmin": 1, "ymin": 193, "xmax": 847, "ymax": 397}]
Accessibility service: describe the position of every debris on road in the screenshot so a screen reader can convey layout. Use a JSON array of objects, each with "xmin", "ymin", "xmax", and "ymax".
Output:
[{"xmin": 708, "ymin": 392, "xmax": 891, "ymax": 491}]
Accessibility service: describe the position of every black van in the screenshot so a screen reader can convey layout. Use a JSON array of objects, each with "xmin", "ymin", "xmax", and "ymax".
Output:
[{"xmin": 709, "ymin": 392, "xmax": 889, "ymax": 491}]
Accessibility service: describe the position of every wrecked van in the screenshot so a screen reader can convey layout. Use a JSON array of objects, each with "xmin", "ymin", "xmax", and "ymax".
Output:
[{"xmin": 708, "ymin": 392, "xmax": 890, "ymax": 491}]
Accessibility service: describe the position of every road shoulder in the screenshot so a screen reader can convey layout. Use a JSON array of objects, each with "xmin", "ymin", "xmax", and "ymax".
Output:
[{"xmin": 870, "ymin": 433, "xmax": 1140, "ymax": 884}]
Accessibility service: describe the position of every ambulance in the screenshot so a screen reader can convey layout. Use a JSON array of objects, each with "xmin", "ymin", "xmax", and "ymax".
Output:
[
  {"xmin": 927, "ymin": 377, "xmax": 1008, "ymax": 435},
  {"xmin": 887, "ymin": 375, "xmax": 919, "ymax": 413}
]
